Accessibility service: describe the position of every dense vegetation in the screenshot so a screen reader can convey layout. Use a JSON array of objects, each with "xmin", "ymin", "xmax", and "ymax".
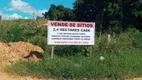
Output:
[
  {"xmin": 0, "ymin": 0, "xmax": 142, "ymax": 79},
  {"xmin": 4, "ymin": 28, "xmax": 142, "ymax": 79},
  {"xmin": 43, "ymin": 0, "xmax": 142, "ymax": 32}
]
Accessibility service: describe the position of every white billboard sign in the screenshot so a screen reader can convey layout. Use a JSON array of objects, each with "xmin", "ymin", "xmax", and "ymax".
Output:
[{"xmin": 48, "ymin": 21, "xmax": 95, "ymax": 45}]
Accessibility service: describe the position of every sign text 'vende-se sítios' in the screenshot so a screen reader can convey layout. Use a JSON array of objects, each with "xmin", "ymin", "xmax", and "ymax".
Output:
[{"xmin": 48, "ymin": 21, "xmax": 95, "ymax": 45}]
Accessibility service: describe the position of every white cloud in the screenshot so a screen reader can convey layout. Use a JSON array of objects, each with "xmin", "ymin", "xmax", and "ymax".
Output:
[
  {"xmin": 11, "ymin": 13, "xmax": 22, "ymax": 19},
  {"xmin": 0, "ymin": 12, "xmax": 2, "ymax": 15},
  {"xmin": 0, "ymin": 0, "xmax": 47, "ymax": 20},
  {"xmin": 1, "ymin": 13, "xmax": 28, "ymax": 20},
  {"xmin": 9, "ymin": 0, "xmax": 47, "ymax": 17},
  {"xmin": 36, "ymin": 9, "xmax": 48, "ymax": 16},
  {"xmin": 24, "ymin": 17, "xmax": 29, "ymax": 19},
  {"xmin": 9, "ymin": 0, "xmax": 34, "ymax": 15}
]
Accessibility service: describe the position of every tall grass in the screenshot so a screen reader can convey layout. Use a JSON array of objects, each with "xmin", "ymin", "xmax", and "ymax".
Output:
[
  {"xmin": 5, "ymin": 30, "xmax": 142, "ymax": 79},
  {"xmin": 5, "ymin": 49, "xmax": 142, "ymax": 79},
  {"xmin": 1, "ymin": 20, "xmax": 142, "ymax": 79}
]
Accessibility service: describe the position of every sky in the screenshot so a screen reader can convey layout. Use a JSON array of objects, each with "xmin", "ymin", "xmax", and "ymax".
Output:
[{"xmin": 0, "ymin": 0, "xmax": 75, "ymax": 20}]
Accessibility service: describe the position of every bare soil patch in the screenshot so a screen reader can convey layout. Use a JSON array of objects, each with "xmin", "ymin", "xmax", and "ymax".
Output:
[
  {"xmin": 0, "ymin": 41, "xmax": 49, "ymax": 80},
  {"xmin": 0, "ymin": 41, "xmax": 44, "ymax": 66}
]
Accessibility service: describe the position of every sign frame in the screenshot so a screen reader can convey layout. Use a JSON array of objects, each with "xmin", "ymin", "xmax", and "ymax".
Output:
[{"xmin": 47, "ymin": 20, "xmax": 95, "ymax": 46}]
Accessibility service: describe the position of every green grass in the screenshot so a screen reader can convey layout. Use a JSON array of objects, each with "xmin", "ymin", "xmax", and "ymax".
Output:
[
  {"xmin": 5, "ymin": 48, "xmax": 142, "ymax": 79},
  {"xmin": 1, "ymin": 20, "xmax": 142, "ymax": 79}
]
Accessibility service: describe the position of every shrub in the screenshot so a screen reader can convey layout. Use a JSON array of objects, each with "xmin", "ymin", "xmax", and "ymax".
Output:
[
  {"xmin": 29, "ymin": 36, "xmax": 47, "ymax": 50},
  {"xmin": 133, "ymin": 32, "xmax": 142, "ymax": 48},
  {"xmin": 54, "ymin": 45, "xmax": 90, "ymax": 56},
  {"xmin": 5, "ymin": 49, "xmax": 142, "ymax": 79}
]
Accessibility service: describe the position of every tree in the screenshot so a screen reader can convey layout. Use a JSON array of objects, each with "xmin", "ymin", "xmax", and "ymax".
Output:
[
  {"xmin": 73, "ymin": 0, "xmax": 123, "ymax": 33},
  {"xmin": 73, "ymin": 0, "xmax": 142, "ymax": 32},
  {"xmin": 36, "ymin": 16, "xmax": 43, "ymax": 19},
  {"xmin": 43, "ymin": 4, "xmax": 75, "ymax": 21},
  {"xmin": 42, "ymin": 12, "xmax": 48, "ymax": 19},
  {"xmin": 121, "ymin": 0, "xmax": 142, "ymax": 31}
]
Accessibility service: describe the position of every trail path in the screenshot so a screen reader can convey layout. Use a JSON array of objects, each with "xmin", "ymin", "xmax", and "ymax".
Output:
[
  {"xmin": 0, "ymin": 67, "xmax": 41, "ymax": 80},
  {"xmin": 1, "ymin": 67, "xmax": 142, "ymax": 80}
]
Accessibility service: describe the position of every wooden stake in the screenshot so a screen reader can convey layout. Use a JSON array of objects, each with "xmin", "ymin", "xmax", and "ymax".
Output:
[
  {"xmin": 51, "ymin": 45, "xmax": 55, "ymax": 59},
  {"xmin": 90, "ymin": 46, "xmax": 93, "ymax": 56}
]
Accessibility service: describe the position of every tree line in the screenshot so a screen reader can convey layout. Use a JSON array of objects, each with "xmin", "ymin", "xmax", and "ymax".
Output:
[{"xmin": 42, "ymin": 0, "xmax": 142, "ymax": 33}]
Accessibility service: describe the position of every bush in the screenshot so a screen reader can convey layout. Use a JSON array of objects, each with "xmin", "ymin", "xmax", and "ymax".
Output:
[
  {"xmin": 2, "ymin": 20, "xmax": 142, "ymax": 79},
  {"xmin": 7, "ymin": 25, "xmax": 25, "ymax": 42},
  {"xmin": 54, "ymin": 45, "xmax": 90, "ymax": 56},
  {"xmin": 0, "ymin": 24, "xmax": 25, "ymax": 42},
  {"xmin": 29, "ymin": 36, "xmax": 47, "ymax": 50},
  {"xmin": 5, "ymin": 49, "xmax": 142, "ymax": 79},
  {"xmin": 133, "ymin": 32, "xmax": 142, "ymax": 48}
]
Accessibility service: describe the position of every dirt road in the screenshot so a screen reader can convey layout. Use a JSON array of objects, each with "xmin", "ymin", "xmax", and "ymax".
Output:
[
  {"xmin": 0, "ymin": 67, "xmax": 41, "ymax": 80},
  {"xmin": 0, "ymin": 72, "xmax": 35, "ymax": 80}
]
